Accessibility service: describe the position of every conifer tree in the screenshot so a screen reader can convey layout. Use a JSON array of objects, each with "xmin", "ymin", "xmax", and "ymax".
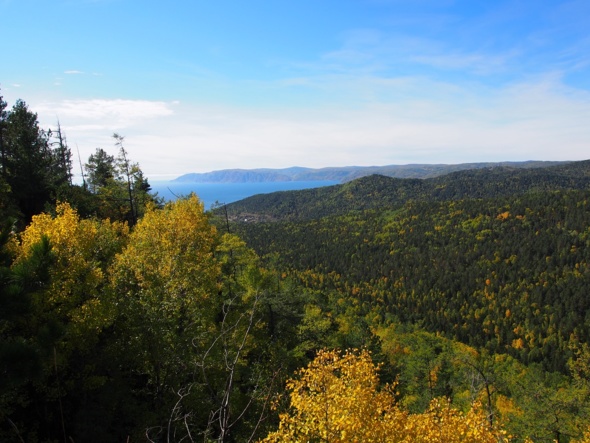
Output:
[{"xmin": 3, "ymin": 99, "xmax": 52, "ymax": 223}]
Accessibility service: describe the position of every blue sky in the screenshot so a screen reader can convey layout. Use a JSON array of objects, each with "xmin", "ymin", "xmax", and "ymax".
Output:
[{"xmin": 2, "ymin": 0, "xmax": 589, "ymax": 179}]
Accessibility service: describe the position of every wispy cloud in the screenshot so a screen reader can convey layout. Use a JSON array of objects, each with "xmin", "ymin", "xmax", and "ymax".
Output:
[
  {"xmin": 18, "ymin": 1, "xmax": 590, "ymax": 179},
  {"xmin": 287, "ymin": 28, "xmax": 517, "ymax": 84},
  {"xmin": 29, "ymin": 72, "xmax": 590, "ymax": 179},
  {"xmin": 37, "ymin": 98, "xmax": 174, "ymax": 124},
  {"xmin": 411, "ymin": 51, "xmax": 517, "ymax": 75},
  {"xmin": 108, "ymin": 76, "xmax": 590, "ymax": 175},
  {"xmin": 34, "ymin": 99, "xmax": 176, "ymax": 171}
]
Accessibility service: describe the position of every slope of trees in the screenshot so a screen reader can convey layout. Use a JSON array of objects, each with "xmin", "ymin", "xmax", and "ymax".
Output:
[
  {"xmin": 231, "ymin": 189, "xmax": 590, "ymax": 372},
  {"xmin": 221, "ymin": 160, "xmax": 590, "ymax": 222},
  {"xmin": 225, "ymin": 168, "xmax": 590, "ymax": 441},
  {"xmin": 1, "ymin": 197, "xmax": 300, "ymax": 442}
]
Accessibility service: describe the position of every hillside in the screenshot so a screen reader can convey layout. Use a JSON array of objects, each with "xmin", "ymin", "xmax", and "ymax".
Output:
[
  {"xmin": 219, "ymin": 160, "xmax": 590, "ymax": 222},
  {"xmin": 175, "ymin": 160, "xmax": 566, "ymax": 183},
  {"xmin": 219, "ymin": 159, "xmax": 590, "ymax": 374}
]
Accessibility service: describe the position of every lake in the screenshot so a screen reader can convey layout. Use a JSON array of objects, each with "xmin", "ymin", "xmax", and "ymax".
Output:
[{"xmin": 149, "ymin": 180, "xmax": 340, "ymax": 209}]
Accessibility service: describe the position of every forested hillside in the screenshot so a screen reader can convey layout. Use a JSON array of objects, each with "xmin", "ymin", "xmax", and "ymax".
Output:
[
  {"xmin": 2, "ymin": 92, "xmax": 590, "ymax": 442},
  {"xmin": 230, "ymin": 189, "xmax": 590, "ymax": 372},
  {"xmin": 222, "ymin": 160, "xmax": 590, "ymax": 222},
  {"xmin": 223, "ymin": 160, "xmax": 590, "ymax": 441}
]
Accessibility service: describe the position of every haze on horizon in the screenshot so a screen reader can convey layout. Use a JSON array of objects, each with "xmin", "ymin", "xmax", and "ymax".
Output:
[{"xmin": 2, "ymin": 0, "xmax": 589, "ymax": 180}]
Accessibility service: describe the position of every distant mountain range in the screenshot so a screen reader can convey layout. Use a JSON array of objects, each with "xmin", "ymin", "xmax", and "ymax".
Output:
[
  {"xmin": 217, "ymin": 159, "xmax": 590, "ymax": 222},
  {"xmin": 174, "ymin": 161, "xmax": 568, "ymax": 183}
]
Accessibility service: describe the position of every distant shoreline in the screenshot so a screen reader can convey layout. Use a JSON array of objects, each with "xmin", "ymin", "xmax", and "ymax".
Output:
[
  {"xmin": 150, "ymin": 180, "xmax": 340, "ymax": 209},
  {"xmin": 173, "ymin": 161, "xmax": 569, "ymax": 184}
]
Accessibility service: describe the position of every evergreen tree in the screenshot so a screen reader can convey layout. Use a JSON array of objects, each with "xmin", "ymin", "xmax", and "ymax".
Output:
[
  {"xmin": 0, "ymin": 89, "xmax": 7, "ymax": 180},
  {"xmin": 0, "ymin": 92, "xmax": 14, "ymax": 220},
  {"xmin": 84, "ymin": 139, "xmax": 160, "ymax": 224},
  {"xmin": 85, "ymin": 147, "xmax": 116, "ymax": 193},
  {"xmin": 49, "ymin": 121, "xmax": 73, "ymax": 190},
  {"xmin": 3, "ymin": 99, "xmax": 53, "ymax": 223}
]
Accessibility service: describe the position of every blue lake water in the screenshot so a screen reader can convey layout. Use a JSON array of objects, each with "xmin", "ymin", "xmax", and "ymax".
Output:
[{"xmin": 150, "ymin": 181, "xmax": 340, "ymax": 210}]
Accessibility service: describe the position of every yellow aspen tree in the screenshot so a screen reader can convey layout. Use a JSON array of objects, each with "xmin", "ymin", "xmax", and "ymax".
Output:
[
  {"xmin": 401, "ymin": 397, "xmax": 507, "ymax": 443},
  {"xmin": 260, "ymin": 348, "xmax": 408, "ymax": 443},
  {"xmin": 109, "ymin": 195, "xmax": 221, "ymax": 396},
  {"xmin": 15, "ymin": 202, "xmax": 128, "ymax": 349},
  {"xmin": 573, "ymin": 428, "xmax": 590, "ymax": 443},
  {"xmin": 111, "ymin": 194, "xmax": 219, "ymax": 326},
  {"xmin": 260, "ymin": 348, "xmax": 511, "ymax": 443}
]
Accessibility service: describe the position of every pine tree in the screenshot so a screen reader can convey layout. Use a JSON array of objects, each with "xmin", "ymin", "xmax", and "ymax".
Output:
[{"xmin": 3, "ymin": 99, "xmax": 53, "ymax": 223}]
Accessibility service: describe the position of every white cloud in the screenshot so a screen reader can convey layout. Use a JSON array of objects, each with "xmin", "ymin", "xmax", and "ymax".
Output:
[
  {"xmin": 136, "ymin": 85, "xmax": 587, "ymax": 175},
  {"xmin": 32, "ymin": 98, "xmax": 176, "ymax": 175},
  {"xmin": 36, "ymin": 98, "xmax": 174, "ymax": 125},
  {"xmin": 411, "ymin": 51, "xmax": 517, "ymax": 75},
  {"xmin": 64, "ymin": 70, "xmax": 84, "ymax": 75},
  {"xmin": 28, "ymin": 74, "xmax": 590, "ymax": 181}
]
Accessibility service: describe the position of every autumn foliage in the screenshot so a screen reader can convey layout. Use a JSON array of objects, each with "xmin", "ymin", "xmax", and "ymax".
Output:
[
  {"xmin": 260, "ymin": 349, "xmax": 507, "ymax": 443},
  {"xmin": 15, "ymin": 202, "xmax": 128, "ymax": 346}
]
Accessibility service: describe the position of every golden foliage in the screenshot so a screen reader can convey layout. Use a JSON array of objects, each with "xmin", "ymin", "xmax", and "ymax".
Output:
[
  {"xmin": 15, "ymin": 202, "xmax": 128, "ymax": 344},
  {"xmin": 260, "ymin": 349, "xmax": 508, "ymax": 443},
  {"xmin": 403, "ymin": 398, "xmax": 504, "ymax": 443},
  {"xmin": 261, "ymin": 348, "xmax": 406, "ymax": 443},
  {"xmin": 107, "ymin": 195, "xmax": 223, "ymax": 390},
  {"xmin": 111, "ymin": 194, "xmax": 220, "ymax": 315},
  {"xmin": 109, "ymin": 194, "xmax": 222, "ymax": 368},
  {"xmin": 573, "ymin": 427, "xmax": 590, "ymax": 443}
]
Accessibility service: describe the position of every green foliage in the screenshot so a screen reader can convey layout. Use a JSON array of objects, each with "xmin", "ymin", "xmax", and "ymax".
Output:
[
  {"xmin": 224, "ymin": 167, "xmax": 590, "ymax": 441},
  {"xmin": 233, "ymin": 189, "xmax": 590, "ymax": 374},
  {"xmin": 2, "ymin": 99, "xmax": 54, "ymax": 224},
  {"xmin": 84, "ymin": 137, "xmax": 161, "ymax": 225},
  {"xmin": 0, "ymin": 231, "xmax": 52, "ymax": 390},
  {"xmin": 85, "ymin": 147, "xmax": 116, "ymax": 192}
]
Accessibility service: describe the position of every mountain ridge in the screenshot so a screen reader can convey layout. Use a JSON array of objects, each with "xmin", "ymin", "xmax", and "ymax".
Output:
[
  {"xmin": 175, "ymin": 160, "xmax": 567, "ymax": 183},
  {"xmin": 217, "ymin": 159, "xmax": 590, "ymax": 222}
]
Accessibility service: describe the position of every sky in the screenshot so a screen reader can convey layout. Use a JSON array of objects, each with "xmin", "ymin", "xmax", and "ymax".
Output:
[{"xmin": 1, "ymin": 0, "xmax": 590, "ymax": 180}]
